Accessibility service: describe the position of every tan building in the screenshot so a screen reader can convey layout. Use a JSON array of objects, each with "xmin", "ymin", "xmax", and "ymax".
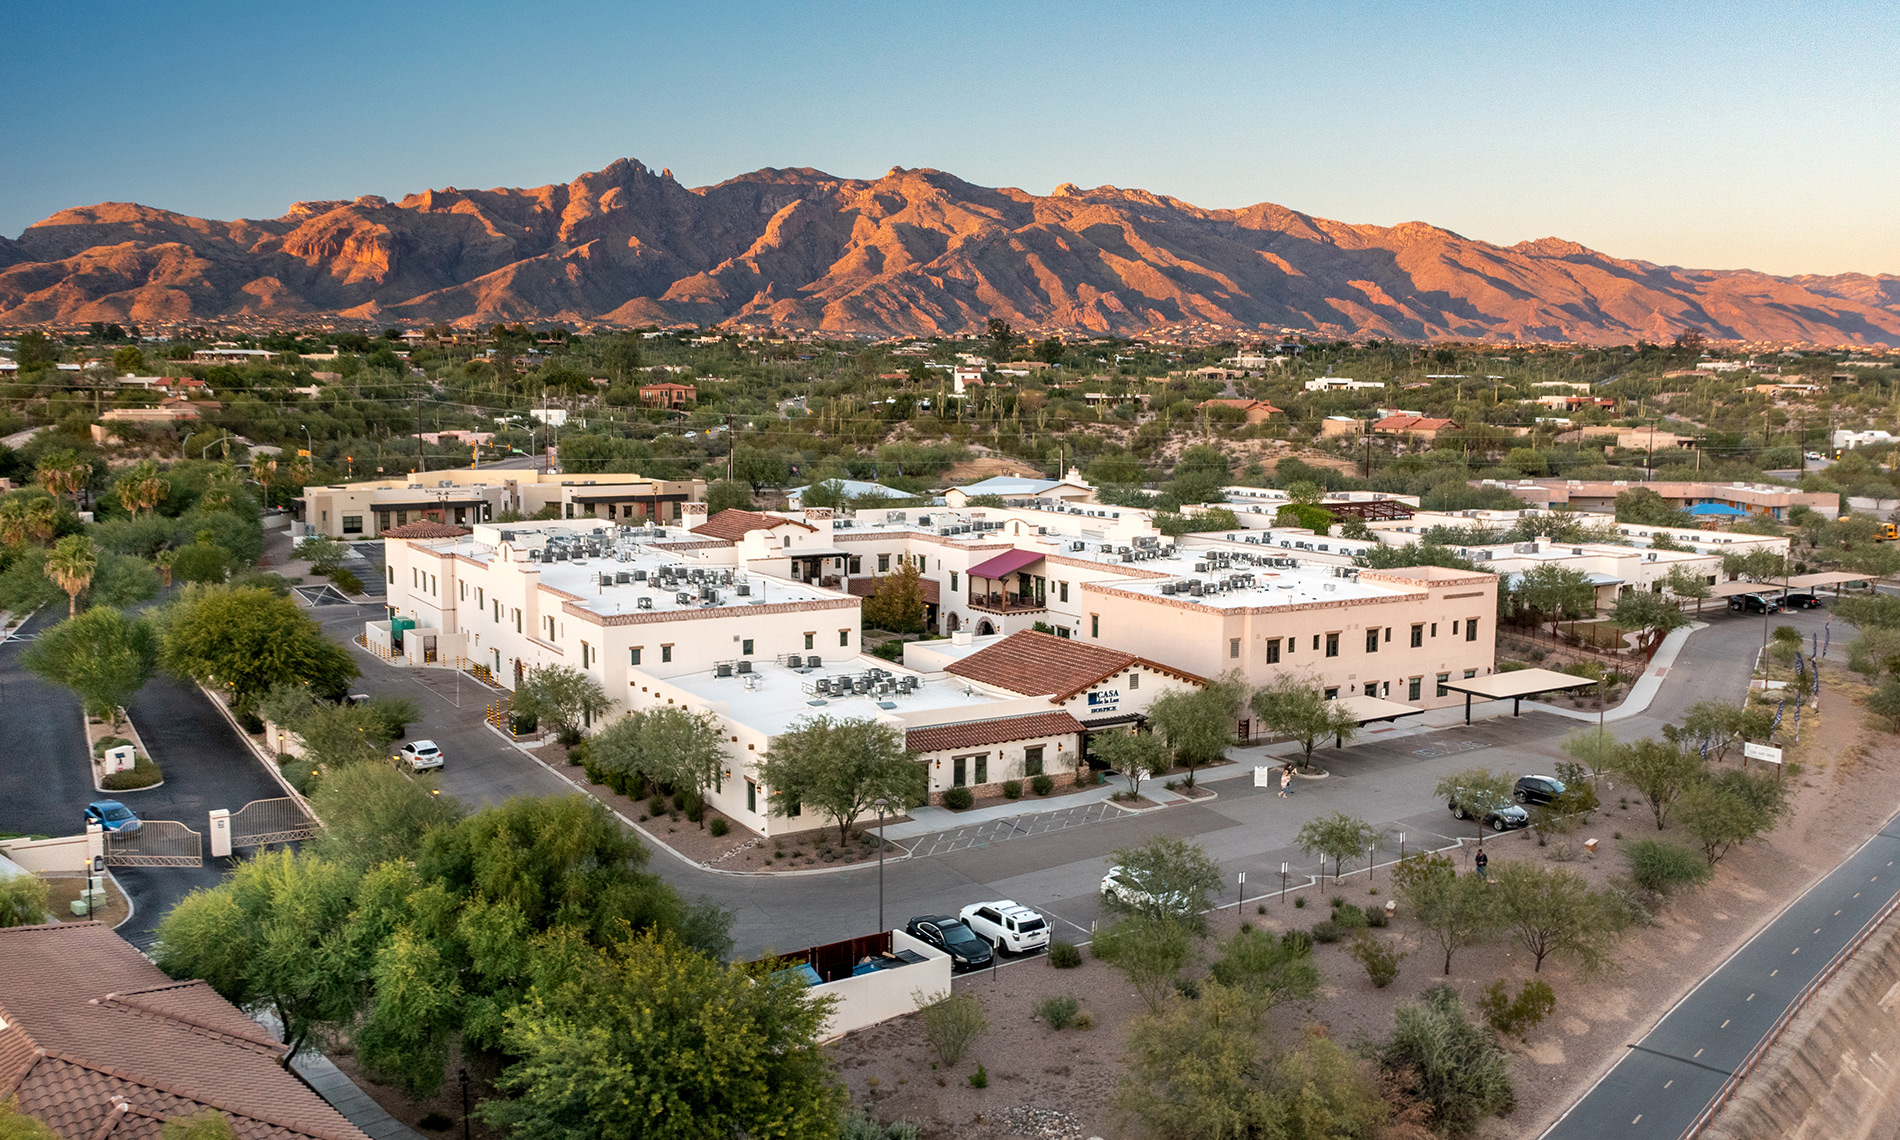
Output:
[
  {"xmin": 1199, "ymin": 398, "xmax": 1283, "ymax": 423},
  {"xmin": 1491, "ymin": 479, "xmax": 1835, "ymax": 521},
  {"xmin": 1372, "ymin": 415, "xmax": 1460, "ymax": 442},
  {"xmin": 298, "ymin": 469, "xmax": 704, "ymax": 538}
]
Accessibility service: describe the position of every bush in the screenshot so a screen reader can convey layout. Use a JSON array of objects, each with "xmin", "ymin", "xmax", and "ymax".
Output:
[
  {"xmin": 417, "ymin": 1113, "xmax": 454, "ymax": 1132},
  {"xmin": 1032, "ymin": 774, "xmax": 1055, "ymax": 796},
  {"xmin": 1348, "ymin": 933, "xmax": 1406, "ymax": 988},
  {"xmin": 943, "ymin": 786, "xmax": 975, "ymax": 810},
  {"xmin": 1002, "ymin": 779, "xmax": 1022, "ymax": 800},
  {"xmin": 685, "ymin": 797, "xmax": 705, "ymax": 824},
  {"xmin": 1035, "ymin": 995, "xmax": 1080, "ymax": 1029},
  {"xmin": 101, "ymin": 757, "xmax": 162, "ymax": 790},
  {"xmin": 278, "ymin": 756, "xmax": 318, "ymax": 795},
  {"xmin": 1049, "ymin": 941, "xmax": 1083, "ymax": 969},
  {"xmin": 1310, "ymin": 920, "xmax": 1342, "ymax": 944},
  {"xmin": 1624, "ymin": 838, "xmax": 1713, "ymax": 896},
  {"xmin": 509, "ymin": 712, "xmax": 537, "ymax": 734},
  {"xmin": 913, "ymin": 990, "xmax": 987, "ymax": 1066},
  {"xmin": 328, "ymin": 567, "xmax": 365, "ymax": 595},
  {"xmin": 1476, "ymin": 978, "xmax": 1556, "ymax": 1038},
  {"xmin": 1379, "ymin": 985, "xmax": 1517, "ymax": 1137},
  {"xmin": 91, "ymin": 735, "xmax": 132, "ymax": 758},
  {"xmin": 565, "ymin": 739, "xmax": 589, "ymax": 766},
  {"xmin": 841, "ymin": 1110, "xmax": 920, "ymax": 1140},
  {"xmin": 649, "ymin": 795, "xmax": 668, "ymax": 818},
  {"xmin": 238, "ymin": 711, "xmax": 265, "ymax": 734},
  {"xmin": 1294, "ymin": 895, "xmax": 1306, "ymax": 908},
  {"xmin": 1367, "ymin": 906, "xmax": 1390, "ymax": 928},
  {"xmin": 1332, "ymin": 901, "xmax": 1368, "ymax": 929},
  {"xmin": 708, "ymin": 817, "xmax": 729, "ymax": 838},
  {"xmin": 968, "ymin": 1064, "xmax": 988, "ymax": 1089},
  {"xmin": 1071, "ymin": 1011, "xmax": 1094, "ymax": 1030}
]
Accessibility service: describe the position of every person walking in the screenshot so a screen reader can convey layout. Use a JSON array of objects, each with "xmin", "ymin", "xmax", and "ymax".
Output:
[
  {"xmin": 1474, "ymin": 846, "xmax": 1489, "ymax": 881},
  {"xmin": 1278, "ymin": 765, "xmax": 1293, "ymax": 798}
]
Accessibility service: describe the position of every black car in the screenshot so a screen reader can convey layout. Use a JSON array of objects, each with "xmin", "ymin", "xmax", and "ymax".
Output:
[
  {"xmin": 905, "ymin": 916, "xmax": 995, "ymax": 971},
  {"xmin": 1513, "ymin": 775, "xmax": 1567, "ymax": 805},
  {"xmin": 1728, "ymin": 593, "xmax": 1780, "ymax": 614},
  {"xmin": 1781, "ymin": 590, "xmax": 1822, "ymax": 610},
  {"xmin": 1448, "ymin": 799, "xmax": 1530, "ymax": 832}
]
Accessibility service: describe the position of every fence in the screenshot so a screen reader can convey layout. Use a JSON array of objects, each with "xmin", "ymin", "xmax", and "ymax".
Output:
[
  {"xmin": 229, "ymin": 797, "xmax": 320, "ymax": 847},
  {"xmin": 0, "ymin": 833, "xmax": 93, "ymax": 873},
  {"xmin": 1678, "ymin": 887, "xmax": 1900, "ymax": 1138},
  {"xmin": 103, "ymin": 820, "xmax": 203, "ymax": 867}
]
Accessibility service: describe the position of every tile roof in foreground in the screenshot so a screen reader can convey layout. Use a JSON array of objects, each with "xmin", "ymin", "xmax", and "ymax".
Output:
[
  {"xmin": 944, "ymin": 630, "xmax": 1204, "ymax": 702},
  {"xmin": 905, "ymin": 710, "xmax": 1084, "ymax": 754}
]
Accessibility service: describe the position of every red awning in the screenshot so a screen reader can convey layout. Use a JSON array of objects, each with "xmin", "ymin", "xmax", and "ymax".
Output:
[{"xmin": 967, "ymin": 548, "xmax": 1045, "ymax": 579}]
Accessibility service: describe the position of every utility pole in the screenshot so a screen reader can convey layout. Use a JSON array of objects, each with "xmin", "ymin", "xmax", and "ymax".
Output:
[{"xmin": 726, "ymin": 412, "xmax": 735, "ymax": 485}]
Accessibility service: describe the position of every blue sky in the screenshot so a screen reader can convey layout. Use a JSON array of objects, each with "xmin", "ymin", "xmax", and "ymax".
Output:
[{"xmin": 5, "ymin": 0, "xmax": 1895, "ymax": 276}]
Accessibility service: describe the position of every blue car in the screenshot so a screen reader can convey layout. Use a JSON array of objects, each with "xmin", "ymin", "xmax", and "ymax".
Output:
[{"xmin": 85, "ymin": 800, "xmax": 141, "ymax": 833}]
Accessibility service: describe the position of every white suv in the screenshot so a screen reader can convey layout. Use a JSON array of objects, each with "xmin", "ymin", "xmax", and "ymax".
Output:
[
  {"xmin": 958, "ymin": 901, "xmax": 1051, "ymax": 954},
  {"xmin": 397, "ymin": 740, "xmax": 445, "ymax": 772}
]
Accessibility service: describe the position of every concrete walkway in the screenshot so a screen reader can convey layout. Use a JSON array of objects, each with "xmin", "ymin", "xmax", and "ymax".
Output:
[{"xmin": 291, "ymin": 1051, "xmax": 429, "ymax": 1140}]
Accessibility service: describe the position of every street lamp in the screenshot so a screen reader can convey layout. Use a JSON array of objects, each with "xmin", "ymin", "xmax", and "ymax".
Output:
[
  {"xmin": 300, "ymin": 424, "xmax": 313, "ymax": 456},
  {"xmin": 874, "ymin": 797, "xmax": 891, "ymax": 931}
]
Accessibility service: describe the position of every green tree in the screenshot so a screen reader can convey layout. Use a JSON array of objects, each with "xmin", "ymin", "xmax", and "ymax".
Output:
[
  {"xmin": 1672, "ymin": 700, "xmax": 1772, "ymax": 765},
  {"xmin": 1676, "ymin": 769, "xmax": 1787, "ymax": 865},
  {"xmin": 293, "ymin": 535, "xmax": 348, "ymax": 574},
  {"xmin": 1250, "ymin": 675, "xmax": 1360, "ymax": 770},
  {"xmin": 1393, "ymin": 853, "xmax": 1496, "ymax": 975},
  {"xmin": 308, "ymin": 762, "xmax": 465, "ymax": 871},
  {"xmin": 1207, "ymin": 927, "xmax": 1321, "ymax": 1011},
  {"xmin": 1513, "ymin": 562, "xmax": 1596, "ymax": 635},
  {"xmin": 1610, "ymin": 590, "xmax": 1689, "ymax": 646},
  {"xmin": 756, "ymin": 715, "xmax": 918, "ymax": 843},
  {"xmin": 1266, "ymin": 1029, "xmax": 1393, "ymax": 1139},
  {"xmin": 22, "ymin": 606, "xmax": 157, "ymax": 728},
  {"xmin": 631, "ymin": 706, "xmax": 728, "ymax": 824},
  {"xmin": 158, "ymin": 584, "xmax": 358, "ymax": 714},
  {"xmin": 291, "ymin": 700, "xmax": 393, "ymax": 769},
  {"xmin": 912, "ymin": 988, "xmax": 988, "ymax": 1066},
  {"xmin": 0, "ymin": 494, "xmax": 58, "ymax": 547},
  {"xmin": 1610, "ymin": 738, "xmax": 1704, "ymax": 830},
  {"xmin": 1355, "ymin": 541, "xmax": 1479, "ymax": 571},
  {"xmin": 861, "ymin": 560, "xmax": 926, "ymax": 634},
  {"xmin": 1435, "ymin": 768, "xmax": 1516, "ymax": 840},
  {"xmin": 1662, "ymin": 564, "xmax": 1712, "ymax": 606},
  {"xmin": 1870, "ymin": 678, "xmax": 1900, "ymax": 731},
  {"xmin": 1491, "ymin": 861, "xmax": 1623, "ymax": 973},
  {"xmin": 1100, "ymin": 836, "xmax": 1224, "ymax": 930},
  {"xmin": 1092, "ymin": 913, "xmax": 1199, "ymax": 1013},
  {"xmin": 1378, "ymin": 985, "xmax": 1516, "ymax": 1138},
  {"xmin": 1615, "ymin": 486, "xmax": 1691, "ymax": 527},
  {"xmin": 43, "ymin": 534, "xmax": 99, "ymax": 616},
  {"xmin": 1147, "ymin": 672, "xmax": 1245, "ymax": 788},
  {"xmin": 1090, "ymin": 726, "xmax": 1169, "ymax": 799},
  {"xmin": 482, "ymin": 932, "xmax": 842, "ymax": 1140},
  {"xmin": 704, "ymin": 479, "xmax": 754, "ymax": 515},
  {"xmin": 1113, "ymin": 980, "xmax": 1275, "ymax": 1138},
  {"xmin": 1561, "ymin": 727, "xmax": 1620, "ymax": 788},
  {"xmin": 155, "ymin": 849, "xmax": 364, "ymax": 1059},
  {"xmin": 510, "ymin": 664, "xmax": 612, "ymax": 744},
  {"xmin": 0, "ymin": 874, "xmax": 51, "ymax": 927},
  {"xmin": 1294, "ymin": 812, "xmax": 1380, "ymax": 884},
  {"xmin": 0, "ymin": 1097, "xmax": 59, "ymax": 1140}
]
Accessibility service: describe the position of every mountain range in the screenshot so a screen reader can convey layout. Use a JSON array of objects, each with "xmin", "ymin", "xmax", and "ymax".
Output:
[{"xmin": 3, "ymin": 158, "xmax": 1897, "ymax": 345}]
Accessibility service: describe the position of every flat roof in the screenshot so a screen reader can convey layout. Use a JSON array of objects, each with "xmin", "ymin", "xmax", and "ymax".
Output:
[
  {"xmin": 1333, "ymin": 694, "xmax": 1427, "ymax": 724},
  {"xmin": 667, "ymin": 656, "xmax": 1015, "ymax": 736},
  {"xmin": 1442, "ymin": 668, "xmax": 1597, "ymax": 700}
]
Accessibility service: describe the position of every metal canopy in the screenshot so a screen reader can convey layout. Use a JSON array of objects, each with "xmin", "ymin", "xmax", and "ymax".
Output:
[
  {"xmin": 1441, "ymin": 667, "xmax": 1598, "ymax": 725},
  {"xmin": 968, "ymin": 548, "xmax": 1044, "ymax": 579},
  {"xmin": 1332, "ymin": 694, "xmax": 1427, "ymax": 725},
  {"xmin": 1786, "ymin": 571, "xmax": 1873, "ymax": 589},
  {"xmin": 1709, "ymin": 580, "xmax": 1779, "ymax": 598}
]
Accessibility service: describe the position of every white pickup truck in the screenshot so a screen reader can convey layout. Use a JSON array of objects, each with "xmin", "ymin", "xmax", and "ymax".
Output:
[{"xmin": 958, "ymin": 900, "xmax": 1051, "ymax": 954}]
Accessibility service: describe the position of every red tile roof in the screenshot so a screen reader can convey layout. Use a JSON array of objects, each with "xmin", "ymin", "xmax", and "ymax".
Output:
[
  {"xmin": 693, "ymin": 509, "xmax": 817, "ymax": 542},
  {"xmin": 379, "ymin": 520, "xmax": 471, "ymax": 539},
  {"xmin": 0, "ymin": 923, "xmax": 369, "ymax": 1140},
  {"xmin": 945, "ymin": 630, "xmax": 1204, "ymax": 702},
  {"xmin": 846, "ymin": 575, "xmax": 941, "ymax": 606},
  {"xmin": 906, "ymin": 711, "xmax": 1084, "ymax": 755}
]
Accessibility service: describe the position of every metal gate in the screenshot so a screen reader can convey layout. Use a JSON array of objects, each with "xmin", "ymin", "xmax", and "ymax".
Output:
[
  {"xmin": 104, "ymin": 821, "xmax": 203, "ymax": 867},
  {"xmin": 229, "ymin": 798, "xmax": 320, "ymax": 847}
]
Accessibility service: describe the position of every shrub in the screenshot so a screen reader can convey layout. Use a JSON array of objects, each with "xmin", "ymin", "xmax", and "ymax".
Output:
[
  {"xmin": 1348, "ymin": 933, "xmax": 1406, "ymax": 988},
  {"xmin": 1380, "ymin": 985, "xmax": 1517, "ymax": 1137},
  {"xmin": 565, "ymin": 739, "xmax": 589, "ymax": 766},
  {"xmin": 278, "ymin": 757, "xmax": 318, "ymax": 795},
  {"xmin": 91, "ymin": 735, "xmax": 132, "ymax": 758},
  {"xmin": 1294, "ymin": 895, "xmax": 1307, "ymax": 908},
  {"xmin": 1071, "ymin": 1011, "xmax": 1094, "ymax": 1030},
  {"xmin": 1002, "ymin": 779, "xmax": 1022, "ymax": 800},
  {"xmin": 913, "ymin": 990, "xmax": 987, "ymax": 1066},
  {"xmin": 327, "ymin": 566, "xmax": 365, "ymax": 595},
  {"xmin": 943, "ymin": 786, "xmax": 975, "ymax": 810},
  {"xmin": 1332, "ymin": 901, "xmax": 1368, "ymax": 929},
  {"xmin": 1032, "ymin": 774, "xmax": 1054, "ymax": 796},
  {"xmin": 685, "ymin": 797, "xmax": 705, "ymax": 824},
  {"xmin": 1035, "ymin": 995, "xmax": 1080, "ymax": 1029},
  {"xmin": 238, "ymin": 711, "xmax": 265, "ymax": 734},
  {"xmin": 671, "ymin": 790, "xmax": 688, "ymax": 812},
  {"xmin": 1048, "ymin": 941, "xmax": 1082, "ymax": 969},
  {"xmin": 1172, "ymin": 977, "xmax": 1202, "ymax": 1000},
  {"xmin": 509, "ymin": 712, "xmax": 537, "ymax": 735},
  {"xmin": 1367, "ymin": 906, "xmax": 1389, "ymax": 928},
  {"xmin": 1310, "ymin": 920, "xmax": 1342, "ymax": 943},
  {"xmin": 649, "ymin": 794, "xmax": 668, "ymax": 818},
  {"xmin": 417, "ymin": 1112, "xmax": 454, "ymax": 1132},
  {"xmin": 1476, "ymin": 978, "xmax": 1556, "ymax": 1037},
  {"xmin": 968, "ymin": 1064, "xmax": 988, "ymax": 1089},
  {"xmin": 1624, "ymin": 838, "xmax": 1713, "ymax": 896},
  {"xmin": 841, "ymin": 1110, "xmax": 920, "ymax": 1140},
  {"xmin": 101, "ymin": 758, "xmax": 162, "ymax": 790},
  {"xmin": 708, "ymin": 817, "xmax": 729, "ymax": 838}
]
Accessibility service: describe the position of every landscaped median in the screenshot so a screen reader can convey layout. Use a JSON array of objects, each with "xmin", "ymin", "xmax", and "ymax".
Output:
[{"xmin": 85, "ymin": 710, "xmax": 162, "ymax": 792}]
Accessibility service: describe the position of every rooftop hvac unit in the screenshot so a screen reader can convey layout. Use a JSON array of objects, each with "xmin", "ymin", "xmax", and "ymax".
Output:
[
  {"xmin": 736, "ymin": 582, "xmax": 751, "ymax": 596},
  {"xmin": 616, "ymin": 571, "xmax": 631, "ymax": 584},
  {"xmin": 807, "ymin": 655, "xmax": 822, "ymax": 670},
  {"xmin": 736, "ymin": 660, "xmax": 752, "ymax": 674},
  {"xmin": 786, "ymin": 654, "xmax": 804, "ymax": 669},
  {"xmin": 706, "ymin": 589, "xmax": 720, "ymax": 604},
  {"xmin": 528, "ymin": 550, "xmax": 542, "ymax": 561},
  {"xmin": 1195, "ymin": 562, "xmax": 1208, "ymax": 572},
  {"xmin": 499, "ymin": 531, "xmax": 517, "ymax": 542},
  {"xmin": 599, "ymin": 573, "xmax": 614, "ymax": 587},
  {"xmin": 1161, "ymin": 583, "xmax": 1177, "ymax": 595},
  {"xmin": 715, "ymin": 663, "xmax": 733, "ymax": 678},
  {"xmin": 917, "ymin": 515, "xmax": 932, "ymax": 526},
  {"xmin": 1189, "ymin": 582, "xmax": 1204, "ymax": 596},
  {"xmin": 675, "ymin": 592, "xmax": 691, "ymax": 604},
  {"xmin": 1071, "ymin": 541, "xmax": 1086, "ymax": 551},
  {"xmin": 636, "ymin": 597, "xmax": 653, "ymax": 610}
]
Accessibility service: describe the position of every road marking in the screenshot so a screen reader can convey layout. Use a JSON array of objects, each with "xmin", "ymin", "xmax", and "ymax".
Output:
[
  {"xmin": 1632, "ymin": 1115, "xmax": 1642, "ymax": 1125},
  {"xmin": 1792, "ymin": 946, "xmax": 1801, "ymax": 955},
  {"xmin": 1663, "ymin": 1079, "xmax": 1672, "ymax": 1088},
  {"xmin": 1694, "ymin": 1048, "xmax": 1703, "ymax": 1058},
  {"xmin": 1856, "ymin": 892, "xmax": 1863, "ymax": 898},
  {"xmin": 1770, "ymin": 969, "xmax": 1778, "ymax": 977},
  {"xmin": 1815, "ymin": 928, "xmax": 1823, "ymax": 934},
  {"xmin": 1836, "ymin": 909, "xmax": 1843, "ymax": 916},
  {"xmin": 1721, "ymin": 1019, "xmax": 1730, "ymax": 1028},
  {"xmin": 1747, "ymin": 993, "xmax": 1755, "ymax": 1001}
]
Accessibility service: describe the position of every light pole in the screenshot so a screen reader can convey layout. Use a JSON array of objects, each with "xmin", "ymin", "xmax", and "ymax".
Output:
[
  {"xmin": 300, "ymin": 425, "xmax": 313, "ymax": 456},
  {"xmin": 874, "ymin": 797, "xmax": 890, "ymax": 931}
]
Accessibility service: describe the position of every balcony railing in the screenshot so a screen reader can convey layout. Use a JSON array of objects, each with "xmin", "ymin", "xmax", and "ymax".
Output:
[{"xmin": 968, "ymin": 592, "xmax": 1046, "ymax": 614}]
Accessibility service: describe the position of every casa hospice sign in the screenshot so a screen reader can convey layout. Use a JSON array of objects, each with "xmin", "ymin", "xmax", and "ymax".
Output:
[{"xmin": 1086, "ymin": 688, "xmax": 1121, "ymax": 714}]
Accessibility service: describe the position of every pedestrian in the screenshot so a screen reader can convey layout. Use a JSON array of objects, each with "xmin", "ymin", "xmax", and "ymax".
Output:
[
  {"xmin": 1279, "ymin": 766, "xmax": 1293, "ymax": 798},
  {"xmin": 1475, "ymin": 846, "xmax": 1489, "ymax": 881}
]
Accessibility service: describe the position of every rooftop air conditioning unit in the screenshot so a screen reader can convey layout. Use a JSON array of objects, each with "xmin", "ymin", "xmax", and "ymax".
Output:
[
  {"xmin": 675, "ymin": 592, "xmax": 690, "ymax": 604},
  {"xmin": 807, "ymin": 655, "xmax": 822, "ymax": 670},
  {"xmin": 636, "ymin": 597, "xmax": 653, "ymax": 610},
  {"xmin": 715, "ymin": 663, "xmax": 732, "ymax": 678},
  {"xmin": 736, "ymin": 660, "xmax": 752, "ymax": 674},
  {"xmin": 736, "ymin": 582, "xmax": 751, "ymax": 596}
]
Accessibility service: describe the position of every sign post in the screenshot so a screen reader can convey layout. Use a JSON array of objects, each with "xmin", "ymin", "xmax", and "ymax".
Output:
[
  {"xmin": 1280, "ymin": 861, "xmax": 1289, "ymax": 905},
  {"xmin": 1397, "ymin": 831, "xmax": 1406, "ymax": 864},
  {"xmin": 1744, "ymin": 741, "xmax": 1784, "ymax": 780},
  {"xmin": 1237, "ymin": 871, "xmax": 1246, "ymax": 913}
]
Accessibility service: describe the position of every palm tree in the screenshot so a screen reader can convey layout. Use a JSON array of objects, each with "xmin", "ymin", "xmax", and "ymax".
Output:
[
  {"xmin": 153, "ymin": 549, "xmax": 174, "ymax": 588},
  {"xmin": 116, "ymin": 460, "xmax": 169, "ymax": 516},
  {"xmin": 35, "ymin": 451, "xmax": 89, "ymax": 504},
  {"xmin": 0, "ymin": 495, "xmax": 58, "ymax": 547},
  {"xmin": 44, "ymin": 535, "xmax": 99, "ymax": 617}
]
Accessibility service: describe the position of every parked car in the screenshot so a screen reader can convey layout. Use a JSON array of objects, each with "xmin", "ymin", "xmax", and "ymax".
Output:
[
  {"xmin": 904, "ymin": 915, "xmax": 994, "ymax": 971},
  {"xmin": 1448, "ymin": 798, "xmax": 1529, "ymax": 832},
  {"xmin": 1781, "ymin": 590, "xmax": 1822, "ymax": 610},
  {"xmin": 1805, "ymin": 452, "xmax": 1823, "ymax": 462},
  {"xmin": 1513, "ymin": 775, "xmax": 1567, "ymax": 805},
  {"xmin": 397, "ymin": 740, "xmax": 445, "ymax": 771},
  {"xmin": 1728, "ymin": 593, "xmax": 1780, "ymax": 614},
  {"xmin": 1100, "ymin": 864, "xmax": 1193, "ymax": 917},
  {"xmin": 85, "ymin": 800, "xmax": 141, "ymax": 833},
  {"xmin": 958, "ymin": 900, "xmax": 1050, "ymax": 954}
]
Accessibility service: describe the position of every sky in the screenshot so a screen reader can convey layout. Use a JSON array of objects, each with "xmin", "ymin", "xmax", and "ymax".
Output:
[{"xmin": 4, "ymin": 0, "xmax": 1896, "ymax": 277}]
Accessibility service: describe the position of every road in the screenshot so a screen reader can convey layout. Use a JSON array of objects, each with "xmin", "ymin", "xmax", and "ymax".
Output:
[{"xmin": 1541, "ymin": 814, "xmax": 1900, "ymax": 1138}]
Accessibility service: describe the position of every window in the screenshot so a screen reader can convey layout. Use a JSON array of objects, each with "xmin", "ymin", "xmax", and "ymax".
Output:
[
  {"xmin": 662, "ymin": 645, "xmax": 674, "ymax": 663},
  {"xmin": 459, "ymin": 582, "xmax": 467, "ymax": 601},
  {"xmin": 849, "ymin": 556, "xmax": 861, "ymax": 574},
  {"xmin": 1364, "ymin": 682, "xmax": 1378, "ymax": 697},
  {"xmin": 1265, "ymin": 638, "xmax": 1281, "ymax": 664},
  {"xmin": 839, "ymin": 629, "xmax": 849, "ymax": 647},
  {"xmin": 514, "ymin": 608, "xmax": 522, "ymax": 633},
  {"xmin": 974, "ymin": 754, "xmax": 988, "ymax": 784},
  {"xmin": 1056, "ymin": 626, "xmax": 1070, "ymax": 638},
  {"xmin": 1450, "ymin": 619, "xmax": 1460, "ymax": 637},
  {"xmin": 1312, "ymin": 635, "xmax": 1320, "ymax": 651},
  {"xmin": 545, "ymin": 616, "xmax": 555, "ymax": 640},
  {"xmin": 1464, "ymin": 668, "xmax": 1478, "ymax": 679},
  {"xmin": 1324, "ymin": 687, "xmax": 1339, "ymax": 700},
  {"xmin": 631, "ymin": 646, "xmax": 643, "ymax": 666},
  {"xmin": 387, "ymin": 565, "xmax": 395, "ymax": 584},
  {"xmin": 477, "ymin": 588, "xmax": 484, "ymax": 608},
  {"xmin": 1437, "ymin": 672, "xmax": 1450, "ymax": 697},
  {"xmin": 950, "ymin": 571, "xmax": 959, "ymax": 591},
  {"xmin": 1230, "ymin": 638, "xmax": 1241, "ymax": 659},
  {"xmin": 1128, "ymin": 672, "xmax": 1139, "ymax": 690},
  {"xmin": 1366, "ymin": 628, "xmax": 1379, "ymax": 653},
  {"xmin": 952, "ymin": 756, "xmax": 968, "ymax": 787},
  {"xmin": 342, "ymin": 515, "xmax": 363, "ymax": 535},
  {"xmin": 746, "ymin": 779, "xmax": 757, "ymax": 813},
  {"xmin": 1431, "ymin": 622, "xmax": 1438, "ymax": 637},
  {"xmin": 412, "ymin": 568, "xmax": 419, "ymax": 587},
  {"xmin": 1091, "ymin": 614, "xmax": 1100, "ymax": 638},
  {"xmin": 878, "ymin": 554, "xmax": 890, "ymax": 572},
  {"xmin": 581, "ymin": 642, "xmax": 592, "ymax": 668},
  {"xmin": 1411, "ymin": 623, "xmax": 1424, "ymax": 648},
  {"xmin": 1024, "ymin": 745, "xmax": 1045, "ymax": 777},
  {"xmin": 493, "ymin": 600, "xmax": 502, "ymax": 623},
  {"xmin": 1409, "ymin": 676, "xmax": 1422, "ymax": 700},
  {"xmin": 741, "ymin": 639, "xmax": 754, "ymax": 655},
  {"xmin": 1466, "ymin": 618, "xmax": 1479, "ymax": 642},
  {"xmin": 1059, "ymin": 581, "xmax": 1069, "ymax": 602},
  {"xmin": 804, "ymin": 632, "xmax": 815, "ymax": 651},
  {"xmin": 1325, "ymin": 632, "xmax": 1339, "ymax": 658},
  {"xmin": 1385, "ymin": 626, "xmax": 1392, "ymax": 643}
]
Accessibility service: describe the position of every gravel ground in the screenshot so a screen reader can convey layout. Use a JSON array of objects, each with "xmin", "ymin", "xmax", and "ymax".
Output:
[{"xmin": 831, "ymin": 661, "xmax": 1898, "ymax": 1140}]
